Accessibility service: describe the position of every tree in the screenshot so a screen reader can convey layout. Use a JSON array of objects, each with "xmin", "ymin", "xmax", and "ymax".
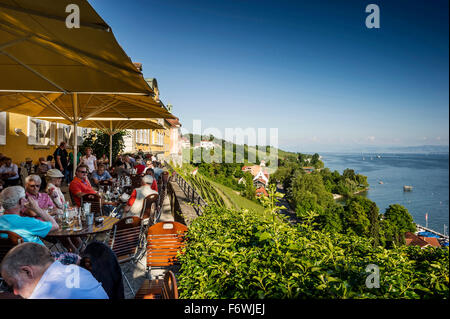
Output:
[
  {"xmin": 342, "ymin": 196, "xmax": 379, "ymax": 239},
  {"xmin": 290, "ymin": 172, "xmax": 333, "ymax": 217},
  {"xmin": 241, "ymin": 172, "xmax": 256, "ymax": 201},
  {"xmin": 81, "ymin": 129, "xmax": 127, "ymax": 162},
  {"xmin": 368, "ymin": 201, "xmax": 381, "ymax": 247},
  {"xmin": 382, "ymin": 204, "xmax": 416, "ymax": 247}
]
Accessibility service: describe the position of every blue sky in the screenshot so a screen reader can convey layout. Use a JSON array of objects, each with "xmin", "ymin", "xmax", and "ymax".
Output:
[{"xmin": 90, "ymin": 0, "xmax": 449, "ymax": 152}]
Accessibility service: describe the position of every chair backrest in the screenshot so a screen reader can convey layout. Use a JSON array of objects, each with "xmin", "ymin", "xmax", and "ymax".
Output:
[
  {"xmin": 80, "ymin": 241, "xmax": 125, "ymax": 299},
  {"xmin": 108, "ymin": 216, "xmax": 142, "ymax": 264},
  {"xmin": 81, "ymin": 193, "xmax": 102, "ymax": 216},
  {"xmin": 0, "ymin": 231, "xmax": 24, "ymax": 263},
  {"xmin": 162, "ymin": 270, "xmax": 178, "ymax": 299},
  {"xmin": 161, "ymin": 171, "xmax": 169, "ymax": 186},
  {"xmin": 146, "ymin": 221, "xmax": 188, "ymax": 269},
  {"xmin": 141, "ymin": 193, "xmax": 159, "ymax": 221}
]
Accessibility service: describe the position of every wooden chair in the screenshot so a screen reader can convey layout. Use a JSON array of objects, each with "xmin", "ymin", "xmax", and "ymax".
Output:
[
  {"xmin": 158, "ymin": 171, "xmax": 170, "ymax": 208},
  {"xmin": 134, "ymin": 270, "xmax": 178, "ymax": 299},
  {"xmin": 145, "ymin": 221, "xmax": 188, "ymax": 279},
  {"xmin": 108, "ymin": 216, "xmax": 143, "ymax": 295},
  {"xmin": 141, "ymin": 193, "xmax": 159, "ymax": 225},
  {"xmin": 135, "ymin": 193, "xmax": 160, "ymax": 262},
  {"xmin": 0, "ymin": 231, "xmax": 24, "ymax": 263},
  {"xmin": 81, "ymin": 193, "xmax": 102, "ymax": 216}
]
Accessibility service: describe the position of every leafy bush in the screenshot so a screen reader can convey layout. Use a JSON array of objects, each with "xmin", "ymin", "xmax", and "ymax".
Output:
[{"xmin": 177, "ymin": 203, "xmax": 449, "ymax": 299}]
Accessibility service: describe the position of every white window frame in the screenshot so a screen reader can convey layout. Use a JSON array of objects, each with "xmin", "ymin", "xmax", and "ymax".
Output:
[
  {"xmin": 0, "ymin": 112, "xmax": 6, "ymax": 145},
  {"xmin": 28, "ymin": 117, "xmax": 55, "ymax": 146}
]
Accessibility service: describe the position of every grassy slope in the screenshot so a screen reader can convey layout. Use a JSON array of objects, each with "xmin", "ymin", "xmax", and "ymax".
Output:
[{"xmin": 203, "ymin": 175, "xmax": 267, "ymax": 217}]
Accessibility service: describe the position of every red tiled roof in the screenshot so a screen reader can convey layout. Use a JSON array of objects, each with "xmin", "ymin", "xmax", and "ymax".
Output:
[
  {"xmin": 255, "ymin": 187, "xmax": 268, "ymax": 196},
  {"xmin": 419, "ymin": 236, "xmax": 441, "ymax": 247},
  {"xmin": 167, "ymin": 118, "xmax": 181, "ymax": 127},
  {"xmin": 405, "ymin": 232, "xmax": 429, "ymax": 247}
]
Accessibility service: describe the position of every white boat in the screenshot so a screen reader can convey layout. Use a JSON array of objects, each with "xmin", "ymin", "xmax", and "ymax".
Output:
[{"xmin": 403, "ymin": 185, "xmax": 413, "ymax": 191}]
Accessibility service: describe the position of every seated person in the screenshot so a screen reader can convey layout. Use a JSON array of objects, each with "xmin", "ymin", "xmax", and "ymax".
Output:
[
  {"xmin": 46, "ymin": 155, "xmax": 55, "ymax": 169},
  {"xmin": 91, "ymin": 164, "xmax": 112, "ymax": 186},
  {"xmin": 123, "ymin": 175, "xmax": 158, "ymax": 217},
  {"xmin": 152, "ymin": 163, "xmax": 164, "ymax": 181},
  {"xmin": 46, "ymin": 169, "xmax": 66, "ymax": 213},
  {"xmin": 0, "ymin": 157, "xmax": 20, "ymax": 187},
  {"xmin": 23, "ymin": 175, "xmax": 55, "ymax": 219},
  {"xmin": 69, "ymin": 165, "xmax": 97, "ymax": 207},
  {"xmin": 0, "ymin": 186, "xmax": 59, "ymax": 246},
  {"xmin": 0, "ymin": 243, "xmax": 108, "ymax": 299},
  {"xmin": 143, "ymin": 160, "xmax": 153, "ymax": 174},
  {"xmin": 45, "ymin": 169, "xmax": 82, "ymax": 253},
  {"xmin": 22, "ymin": 157, "xmax": 34, "ymax": 174},
  {"xmin": 36, "ymin": 157, "xmax": 52, "ymax": 175},
  {"xmin": 134, "ymin": 159, "xmax": 146, "ymax": 175},
  {"xmin": 143, "ymin": 168, "xmax": 158, "ymax": 192}
]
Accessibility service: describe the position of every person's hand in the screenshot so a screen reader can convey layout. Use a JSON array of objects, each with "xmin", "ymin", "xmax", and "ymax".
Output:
[{"xmin": 24, "ymin": 196, "xmax": 41, "ymax": 213}]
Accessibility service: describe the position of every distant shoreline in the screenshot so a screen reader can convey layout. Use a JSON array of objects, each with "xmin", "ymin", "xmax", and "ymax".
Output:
[{"xmin": 333, "ymin": 188, "xmax": 369, "ymax": 200}]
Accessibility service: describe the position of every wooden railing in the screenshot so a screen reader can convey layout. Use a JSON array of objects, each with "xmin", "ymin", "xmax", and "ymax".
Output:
[{"xmin": 164, "ymin": 162, "xmax": 207, "ymax": 216}]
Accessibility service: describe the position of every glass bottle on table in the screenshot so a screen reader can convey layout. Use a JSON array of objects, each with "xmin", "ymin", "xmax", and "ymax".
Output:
[{"xmin": 61, "ymin": 203, "xmax": 70, "ymax": 230}]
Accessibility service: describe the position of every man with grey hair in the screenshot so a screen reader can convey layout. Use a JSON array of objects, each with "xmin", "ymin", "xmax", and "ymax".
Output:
[
  {"xmin": 0, "ymin": 186, "xmax": 59, "ymax": 245},
  {"xmin": 123, "ymin": 175, "xmax": 158, "ymax": 217},
  {"xmin": 24, "ymin": 175, "xmax": 56, "ymax": 219},
  {"xmin": 0, "ymin": 242, "xmax": 108, "ymax": 299}
]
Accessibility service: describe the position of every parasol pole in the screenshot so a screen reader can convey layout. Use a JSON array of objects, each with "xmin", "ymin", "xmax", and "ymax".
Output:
[
  {"xmin": 109, "ymin": 120, "xmax": 113, "ymax": 167},
  {"xmin": 73, "ymin": 93, "xmax": 78, "ymax": 177}
]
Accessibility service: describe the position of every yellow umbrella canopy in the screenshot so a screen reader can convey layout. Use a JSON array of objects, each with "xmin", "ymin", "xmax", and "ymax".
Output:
[
  {"xmin": 0, "ymin": 93, "xmax": 175, "ymax": 121},
  {"xmin": 0, "ymin": 0, "xmax": 175, "ymax": 171},
  {"xmin": 0, "ymin": 0, "xmax": 151, "ymax": 94}
]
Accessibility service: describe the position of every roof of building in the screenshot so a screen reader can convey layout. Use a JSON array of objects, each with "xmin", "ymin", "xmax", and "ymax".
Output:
[
  {"xmin": 255, "ymin": 187, "xmax": 268, "ymax": 196},
  {"xmin": 405, "ymin": 232, "xmax": 431, "ymax": 248},
  {"xmin": 419, "ymin": 236, "xmax": 441, "ymax": 247},
  {"xmin": 167, "ymin": 118, "xmax": 181, "ymax": 128}
]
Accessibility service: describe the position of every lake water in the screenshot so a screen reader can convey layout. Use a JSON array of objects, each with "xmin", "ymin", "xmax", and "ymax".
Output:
[{"xmin": 321, "ymin": 152, "xmax": 449, "ymax": 234}]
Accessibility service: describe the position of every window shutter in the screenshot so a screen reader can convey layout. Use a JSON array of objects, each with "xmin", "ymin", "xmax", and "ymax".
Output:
[
  {"xmin": 68, "ymin": 126, "xmax": 74, "ymax": 147},
  {"xmin": 49, "ymin": 122, "xmax": 56, "ymax": 145},
  {"xmin": 57, "ymin": 123, "xmax": 63, "ymax": 145},
  {"xmin": 0, "ymin": 112, "xmax": 6, "ymax": 145},
  {"xmin": 28, "ymin": 117, "xmax": 37, "ymax": 145}
]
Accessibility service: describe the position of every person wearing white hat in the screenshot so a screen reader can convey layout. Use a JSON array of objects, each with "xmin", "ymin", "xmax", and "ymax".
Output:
[
  {"xmin": 46, "ymin": 169, "xmax": 83, "ymax": 253},
  {"xmin": 45, "ymin": 169, "xmax": 66, "ymax": 213},
  {"xmin": 123, "ymin": 175, "xmax": 158, "ymax": 218}
]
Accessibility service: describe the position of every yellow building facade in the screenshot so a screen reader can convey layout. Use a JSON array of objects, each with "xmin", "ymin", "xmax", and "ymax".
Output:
[{"xmin": 0, "ymin": 112, "xmax": 90, "ymax": 165}]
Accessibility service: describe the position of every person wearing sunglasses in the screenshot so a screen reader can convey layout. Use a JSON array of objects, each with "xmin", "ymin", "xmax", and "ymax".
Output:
[
  {"xmin": 69, "ymin": 164, "xmax": 97, "ymax": 207},
  {"xmin": 23, "ymin": 175, "xmax": 55, "ymax": 220}
]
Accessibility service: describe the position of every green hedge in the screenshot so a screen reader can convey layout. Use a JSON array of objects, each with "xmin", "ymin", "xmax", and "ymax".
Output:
[{"xmin": 177, "ymin": 205, "xmax": 449, "ymax": 299}]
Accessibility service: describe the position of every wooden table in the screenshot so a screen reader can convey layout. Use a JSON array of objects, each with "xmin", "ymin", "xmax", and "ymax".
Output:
[
  {"xmin": 46, "ymin": 216, "xmax": 120, "ymax": 252},
  {"xmin": 47, "ymin": 216, "xmax": 119, "ymax": 238}
]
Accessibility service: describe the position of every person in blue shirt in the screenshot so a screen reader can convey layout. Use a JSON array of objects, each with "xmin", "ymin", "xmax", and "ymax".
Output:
[
  {"xmin": 1, "ymin": 242, "xmax": 108, "ymax": 299},
  {"xmin": 152, "ymin": 163, "xmax": 163, "ymax": 181},
  {"xmin": 91, "ymin": 164, "xmax": 112, "ymax": 186},
  {"xmin": 0, "ymin": 186, "xmax": 59, "ymax": 245}
]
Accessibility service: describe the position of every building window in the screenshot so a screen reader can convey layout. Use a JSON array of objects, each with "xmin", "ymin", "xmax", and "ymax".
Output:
[
  {"xmin": 28, "ymin": 117, "xmax": 55, "ymax": 146},
  {"xmin": 0, "ymin": 112, "xmax": 6, "ymax": 145},
  {"xmin": 56, "ymin": 124, "xmax": 87, "ymax": 147}
]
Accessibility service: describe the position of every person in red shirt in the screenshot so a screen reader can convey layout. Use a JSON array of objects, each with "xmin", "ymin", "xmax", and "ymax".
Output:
[
  {"xmin": 69, "ymin": 164, "xmax": 97, "ymax": 207},
  {"xmin": 143, "ymin": 168, "xmax": 158, "ymax": 192},
  {"xmin": 134, "ymin": 159, "xmax": 146, "ymax": 175}
]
